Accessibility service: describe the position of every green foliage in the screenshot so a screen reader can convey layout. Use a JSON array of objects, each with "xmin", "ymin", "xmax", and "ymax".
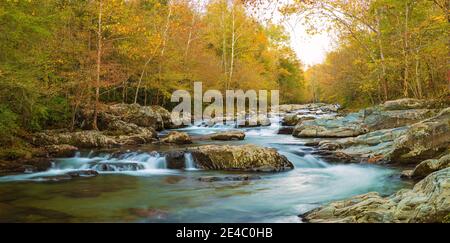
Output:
[{"xmin": 0, "ymin": 106, "xmax": 18, "ymax": 146}]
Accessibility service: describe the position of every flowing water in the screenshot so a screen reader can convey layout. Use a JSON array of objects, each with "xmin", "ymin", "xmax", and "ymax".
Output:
[{"xmin": 0, "ymin": 113, "xmax": 410, "ymax": 223}]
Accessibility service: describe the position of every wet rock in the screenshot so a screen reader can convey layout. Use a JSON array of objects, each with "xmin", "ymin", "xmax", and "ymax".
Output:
[
  {"xmin": 88, "ymin": 162, "xmax": 145, "ymax": 172},
  {"xmin": 116, "ymin": 128, "xmax": 158, "ymax": 145},
  {"xmin": 282, "ymin": 115, "xmax": 315, "ymax": 126},
  {"xmin": 189, "ymin": 144, "xmax": 294, "ymax": 172},
  {"xmin": 165, "ymin": 151, "xmax": 187, "ymax": 169},
  {"xmin": 316, "ymin": 127, "xmax": 409, "ymax": 163},
  {"xmin": 401, "ymin": 170, "xmax": 414, "ymax": 179},
  {"xmin": 210, "ymin": 131, "xmax": 245, "ymax": 141},
  {"xmin": 66, "ymin": 170, "xmax": 99, "ymax": 177},
  {"xmin": 277, "ymin": 126, "xmax": 294, "ymax": 135},
  {"xmin": 308, "ymin": 108, "xmax": 450, "ymax": 164},
  {"xmin": 105, "ymin": 118, "xmax": 154, "ymax": 136},
  {"xmin": 293, "ymin": 99, "xmax": 437, "ymax": 138},
  {"xmin": 301, "ymin": 168, "xmax": 450, "ymax": 223},
  {"xmin": 390, "ymin": 108, "xmax": 450, "ymax": 164},
  {"xmin": 282, "ymin": 114, "xmax": 301, "ymax": 126},
  {"xmin": 44, "ymin": 145, "xmax": 79, "ymax": 158},
  {"xmin": 409, "ymin": 154, "xmax": 450, "ymax": 179},
  {"xmin": 161, "ymin": 131, "xmax": 192, "ymax": 145},
  {"xmin": 362, "ymin": 108, "xmax": 436, "ymax": 131},
  {"xmin": 293, "ymin": 113, "xmax": 368, "ymax": 138},
  {"xmin": 198, "ymin": 174, "xmax": 262, "ymax": 182},
  {"xmin": 0, "ymin": 158, "xmax": 52, "ymax": 175}
]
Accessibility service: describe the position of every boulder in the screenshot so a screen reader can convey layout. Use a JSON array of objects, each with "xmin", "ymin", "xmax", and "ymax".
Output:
[
  {"xmin": 293, "ymin": 113, "xmax": 368, "ymax": 138},
  {"xmin": 282, "ymin": 114, "xmax": 301, "ymax": 126},
  {"xmin": 292, "ymin": 99, "xmax": 438, "ymax": 138},
  {"xmin": 33, "ymin": 129, "xmax": 157, "ymax": 148},
  {"xmin": 189, "ymin": 144, "xmax": 294, "ymax": 172},
  {"xmin": 301, "ymin": 168, "xmax": 450, "ymax": 223},
  {"xmin": 99, "ymin": 104, "xmax": 173, "ymax": 131},
  {"xmin": 44, "ymin": 144, "xmax": 79, "ymax": 158},
  {"xmin": 33, "ymin": 130, "xmax": 118, "ymax": 148},
  {"xmin": 293, "ymin": 108, "xmax": 435, "ymax": 139},
  {"xmin": 381, "ymin": 98, "xmax": 435, "ymax": 110},
  {"xmin": 164, "ymin": 151, "xmax": 187, "ymax": 169},
  {"xmin": 316, "ymin": 127, "xmax": 409, "ymax": 163},
  {"xmin": 210, "ymin": 131, "xmax": 245, "ymax": 141},
  {"xmin": 410, "ymin": 154, "xmax": 450, "ymax": 179},
  {"xmin": 104, "ymin": 119, "xmax": 149, "ymax": 135},
  {"xmin": 390, "ymin": 108, "xmax": 450, "ymax": 164},
  {"xmin": 161, "ymin": 131, "xmax": 192, "ymax": 145},
  {"xmin": 277, "ymin": 126, "xmax": 294, "ymax": 135},
  {"xmin": 309, "ymin": 108, "xmax": 450, "ymax": 164}
]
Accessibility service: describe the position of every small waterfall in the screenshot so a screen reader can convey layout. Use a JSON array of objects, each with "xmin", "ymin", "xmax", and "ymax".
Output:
[
  {"xmin": 184, "ymin": 153, "xmax": 198, "ymax": 171},
  {"xmin": 57, "ymin": 152, "xmax": 168, "ymax": 173},
  {"xmin": 301, "ymin": 154, "xmax": 329, "ymax": 168}
]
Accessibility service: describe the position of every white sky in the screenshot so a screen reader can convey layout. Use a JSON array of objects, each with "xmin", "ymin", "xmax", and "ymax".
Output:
[
  {"xmin": 283, "ymin": 17, "xmax": 335, "ymax": 68},
  {"xmin": 247, "ymin": 1, "xmax": 336, "ymax": 69}
]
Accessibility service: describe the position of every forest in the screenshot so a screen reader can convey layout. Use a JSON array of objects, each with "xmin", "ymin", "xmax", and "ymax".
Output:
[
  {"xmin": 291, "ymin": 0, "xmax": 449, "ymax": 108},
  {"xmin": 0, "ymin": 0, "xmax": 448, "ymax": 155}
]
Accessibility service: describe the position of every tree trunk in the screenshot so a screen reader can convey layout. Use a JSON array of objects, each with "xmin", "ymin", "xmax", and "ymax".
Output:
[
  {"xmin": 376, "ymin": 9, "xmax": 388, "ymax": 101},
  {"xmin": 156, "ymin": 1, "xmax": 173, "ymax": 106},
  {"xmin": 403, "ymin": 2, "xmax": 410, "ymax": 97},
  {"xmin": 92, "ymin": 0, "xmax": 102, "ymax": 130},
  {"xmin": 415, "ymin": 49, "xmax": 422, "ymax": 98},
  {"xmin": 221, "ymin": 1, "xmax": 228, "ymax": 91},
  {"xmin": 228, "ymin": 3, "xmax": 236, "ymax": 90}
]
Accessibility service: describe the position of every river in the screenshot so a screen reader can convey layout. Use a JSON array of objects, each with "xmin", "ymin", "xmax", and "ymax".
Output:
[{"xmin": 0, "ymin": 113, "xmax": 410, "ymax": 222}]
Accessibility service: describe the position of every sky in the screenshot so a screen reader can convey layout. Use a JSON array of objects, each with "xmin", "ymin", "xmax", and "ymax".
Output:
[
  {"xmin": 249, "ymin": 1, "xmax": 336, "ymax": 69},
  {"xmin": 283, "ymin": 16, "xmax": 335, "ymax": 68}
]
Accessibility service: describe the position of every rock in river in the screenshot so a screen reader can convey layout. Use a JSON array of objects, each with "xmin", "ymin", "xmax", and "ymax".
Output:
[
  {"xmin": 301, "ymin": 168, "xmax": 450, "ymax": 223},
  {"xmin": 405, "ymin": 153, "xmax": 450, "ymax": 179},
  {"xmin": 161, "ymin": 131, "xmax": 192, "ymax": 145},
  {"xmin": 189, "ymin": 144, "xmax": 294, "ymax": 172},
  {"xmin": 105, "ymin": 103, "xmax": 171, "ymax": 131},
  {"xmin": 210, "ymin": 131, "xmax": 245, "ymax": 141},
  {"xmin": 293, "ymin": 99, "xmax": 437, "ymax": 138},
  {"xmin": 44, "ymin": 144, "xmax": 79, "ymax": 158},
  {"xmin": 389, "ymin": 107, "xmax": 450, "ymax": 164},
  {"xmin": 33, "ymin": 129, "xmax": 157, "ymax": 148}
]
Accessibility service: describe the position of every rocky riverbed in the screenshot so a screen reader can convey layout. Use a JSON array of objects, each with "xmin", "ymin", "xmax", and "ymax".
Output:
[{"xmin": 0, "ymin": 99, "xmax": 448, "ymax": 223}]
